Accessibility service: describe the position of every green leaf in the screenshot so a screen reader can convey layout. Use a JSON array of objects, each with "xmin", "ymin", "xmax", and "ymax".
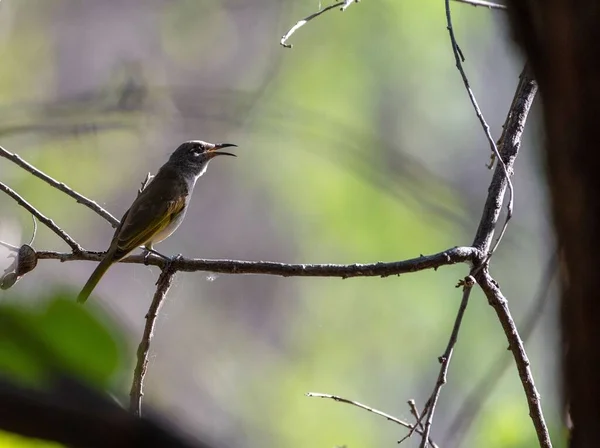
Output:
[
  {"xmin": 0, "ymin": 291, "xmax": 125, "ymax": 388},
  {"xmin": 34, "ymin": 295, "xmax": 123, "ymax": 387}
]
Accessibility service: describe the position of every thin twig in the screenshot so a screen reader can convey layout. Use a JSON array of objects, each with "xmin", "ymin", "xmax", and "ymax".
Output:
[
  {"xmin": 279, "ymin": 0, "xmax": 503, "ymax": 50},
  {"xmin": 0, "ymin": 241, "xmax": 19, "ymax": 251},
  {"xmin": 398, "ymin": 399, "xmax": 438, "ymax": 447},
  {"xmin": 475, "ymin": 269, "xmax": 552, "ymax": 448},
  {"xmin": 459, "ymin": 63, "xmax": 550, "ymax": 447},
  {"xmin": 28, "ymin": 215, "xmax": 37, "ymax": 246},
  {"xmin": 446, "ymin": 254, "xmax": 557, "ymax": 448},
  {"xmin": 0, "ymin": 145, "xmax": 119, "ymax": 227},
  {"xmin": 445, "ymin": 0, "xmax": 514, "ymax": 260},
  {"xmin": 340, "ymin": 0, "xmax": 357, "ymax": 12},
  {"xmin": 280, "ymin": 2, "xmax": 345, "ymax": 48},
  {"xmin": 306, "ymin": 392, "xmax": 427, "ymax": 436},
  {"xmin": 419, "ymin": 276, "xmax": 474, "ymax": 448},
  {"xmin": 408, "ymin": 399, "xmax": 425, "ymax": 431},
  {"xmin": 453, "ymin": 0, "xmax": 506, "ymax": 9},
  {"xmin": 0, "ymin": 182, "xmax": 83, "ymax": 253},
  {"xmin": 130, "ymin": 262, "xmax": 178, "ymax": 417},
  {"xmin": 35, "ymin": 246, "xmax": 476, "ymax": 277}
]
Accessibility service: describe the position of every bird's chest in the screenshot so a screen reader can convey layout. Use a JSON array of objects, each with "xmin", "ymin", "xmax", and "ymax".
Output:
[{"xmin": 152, "ymin": 204, "xmax": 187, "ymax": 244}]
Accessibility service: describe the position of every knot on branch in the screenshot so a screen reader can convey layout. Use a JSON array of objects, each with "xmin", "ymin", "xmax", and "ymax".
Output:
[{"xmin": 1, "ymin": 244, "xmax": 38, "ymax": 290}]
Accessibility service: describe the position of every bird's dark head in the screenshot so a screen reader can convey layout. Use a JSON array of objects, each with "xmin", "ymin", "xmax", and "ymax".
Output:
[{"xmin": 168, "ymin": 140, "xmax": 237, "ymax": 178}]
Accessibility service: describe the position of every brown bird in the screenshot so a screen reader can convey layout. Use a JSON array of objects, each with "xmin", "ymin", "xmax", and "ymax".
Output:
[{"xmin": 77, "ymin": 140, "xmax": 237, "ymax": 303}]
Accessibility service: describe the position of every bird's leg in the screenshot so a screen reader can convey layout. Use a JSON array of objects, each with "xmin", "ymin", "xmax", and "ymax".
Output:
[{"xmin": 141, "ymin": 243, "xmax": 170, "ymax": 265}]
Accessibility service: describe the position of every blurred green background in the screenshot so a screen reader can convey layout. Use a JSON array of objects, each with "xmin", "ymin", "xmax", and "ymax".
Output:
[{"xmin": 0, "ymin": 0, "xmax": 560, "ymax": 447}]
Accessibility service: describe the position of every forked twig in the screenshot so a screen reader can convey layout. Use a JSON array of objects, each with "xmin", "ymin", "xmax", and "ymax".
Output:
[
  {"xmin": 0, "ymin": 181, "xmax": 83, "ymax": 253},
  {"xmin": 0, "ymin": 145, "xmax": 119, "ymax": 227},
  {"xmin": 306, "ymin": 392, "xmax": 437, "ymax": 446}
]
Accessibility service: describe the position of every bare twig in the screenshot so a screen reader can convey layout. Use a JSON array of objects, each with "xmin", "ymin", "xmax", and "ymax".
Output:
[
  {"xmin": 0, "ymin": 182, "xmax": 83, "ymax": 253},
  {"xmin": 398, "ymin": 399, "xmax": 439, "ymax": 447},
  {"xmin": 408, "ymin": 399, "xmax": 425, "ymax": 431},
  {"xmin": 453, "ymin": 0, "xmax": 506, "ymax": 9},
  {"xmin": 279, "ymin": 0, "xmax": 504, "ymax": 50},
  {"xmin": 475, "ymin": 269, "xmax": 552, "ymax": 448},
  {"xmin": 28, "ymin": 215, "xmax": 37, "ymax": 246},
  {"xmin": 419, "ymin": 276, "xmax": 474, "ymax": 448},
  {"xmin": 446, "ymin": 254, "xmax": 557, "ymax": 448},
  {"xmin": 0, "ymin": 241, "xmax": 19, "ymax": 251},
  {"xmin": 35, "ymin": 246, "xmax": 476, "ymax": 278},
  {"xmin": 340, "ymin": 0, "xmax": 358, "ymax": 12},
  {"xmin": 481, "ymin": 66, "xmax": 538, "ymax": 260},
  {"xmin": 445, "ymin": 0, "xmax": 514, "ymax": 260},
  {"xmin": 306, "ymin": 392, "xmax": 428, "ymax": 437},
  {"xmin": 130, "ymin": 262, "xmax": 178, "ymax": 417},
  {"xmin": 462, "ymin": 65, "xmax": 550, "ymax": 448},
  {"xmin": 0, "ymin": 145, "xmax": 119, "ymax": 227},
  {"xmin": 280, "ymin": 2, "xmax": 346, "ymax": 48}
]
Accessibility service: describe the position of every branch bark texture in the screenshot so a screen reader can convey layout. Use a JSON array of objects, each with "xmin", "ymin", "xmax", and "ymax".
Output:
[
  {"xmin": 130, "ymin": 264, "xmax": 177, "ymax": 417},
  {"xmin": 36, "ymin": 246, "xmax": 476, "ymax": 278}
]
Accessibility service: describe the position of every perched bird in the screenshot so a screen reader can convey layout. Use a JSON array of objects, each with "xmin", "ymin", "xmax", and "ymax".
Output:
[{"xmin": 77, "ymin": 140, "xmax": 237, "ymax": 303}]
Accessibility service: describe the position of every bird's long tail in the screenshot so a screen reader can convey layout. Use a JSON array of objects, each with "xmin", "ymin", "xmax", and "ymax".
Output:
[{"xmin": 77, "ymin": 255, "xmax": 115, "ymax": 304}]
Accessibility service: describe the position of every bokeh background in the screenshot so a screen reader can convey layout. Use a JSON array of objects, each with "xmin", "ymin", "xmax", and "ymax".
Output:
[{"xmin": 0, "ymin": 0, "xmax": 561, "ymax": 447}]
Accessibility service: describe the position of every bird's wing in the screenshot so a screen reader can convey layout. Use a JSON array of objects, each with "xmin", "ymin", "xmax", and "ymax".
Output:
[{"xmin": 112, "ymin": 179, "xmax": 187, "ymax": 259}]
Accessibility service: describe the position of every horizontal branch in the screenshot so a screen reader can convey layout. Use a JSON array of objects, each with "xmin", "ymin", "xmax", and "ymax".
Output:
[{"xmin": 36, "ymin": 246, "xmax": 477, "ymax": 278}]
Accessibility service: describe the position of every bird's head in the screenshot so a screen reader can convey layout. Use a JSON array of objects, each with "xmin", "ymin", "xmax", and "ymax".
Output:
[{"xmin": 168, "ymin": 140, "xmax": 237, "ymax": 178}]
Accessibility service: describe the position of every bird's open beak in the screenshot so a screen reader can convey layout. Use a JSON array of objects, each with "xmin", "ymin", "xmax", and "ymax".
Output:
[{"xmin": 209, "ymin": 143, "xmax": 237, "ymax": 158}]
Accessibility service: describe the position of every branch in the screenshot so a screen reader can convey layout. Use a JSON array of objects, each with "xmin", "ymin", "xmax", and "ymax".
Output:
[
  {"xmin": 445, "ymin": 0, "xmax": 514, "ymax": 258},
  {"xmin": 0, "ymin": 181, "xmax": 83, "ymax": 253},
  {"xmin": 306, "ymin": 392, "xmax": 436, "ymax": 445},
  {"xmin": 465, "ymin": 65, "xmax": 550, "ymax": 448},
  {"xmin": 279, "ymin": 0, "xmax": 505, "ymax": 49},
  {"xmin": 130, "ymin": 262, "xmax": 178, "ymax": 417},
  {"xmin": 0, "ymin": 241, "xmax": 19, "ymax": 251},
  {"xmin": 453, "ymin": 0, "xmax": 506, "ymax": 9},
  {"xmin": 475, "ymin": 269, "xmax": 552, "ymax": 448},
  {"xmin": 472, "ymin": 65, "xmax": 538, "ymax": 254},
  {"xmin": 340, "ymin": 0, "xmax": 358, "ymax": 12},
  {"xmin": 35, "ymin": 246, "xmax": 476, "ymax": 278},
  {"xmin": 280, "ymin": 1, "xmax": 352, "ymax": 49},
  {"xmin": 398, "ymin": 399, "xmax": 439, "ymax": 447},
  {"xmin": 0, "ymin": 145, "xmax": 119, "ymax": 227},
  {"xmin": 413, "ymin": 66, "xmax": 542, "ymax": 445},
  {"xmin": 446, "ymin": 254, "xmax": 557, "ymax": 448},
  {"xmin": 419, "ymin": 277, "xmax": 474, "ymax": 448}
]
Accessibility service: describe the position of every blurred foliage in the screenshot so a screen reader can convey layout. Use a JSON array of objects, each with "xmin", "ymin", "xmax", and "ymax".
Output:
[
  {"xmin": 0, "ymin": 433, "xmax": 59, "ymax": 448},
  {"xmin": 0, "ymin": 290, "xmax": 126, "ymax": 446},
  {"xmin": 0, "ymin": 292, "xmax": 125, "ymax": 388}
]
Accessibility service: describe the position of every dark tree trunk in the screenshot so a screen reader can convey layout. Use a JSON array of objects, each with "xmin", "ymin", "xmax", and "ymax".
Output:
[{"xmin": 506, "ymin": 2, "xmax": 600, "ymax": 446}]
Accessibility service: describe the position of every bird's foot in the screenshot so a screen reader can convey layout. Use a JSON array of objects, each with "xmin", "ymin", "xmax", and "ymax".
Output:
[
  {"xmin": 142, "ymin": 249, "xmax": 150, "ymax": 265},
  {"xmin": 142, "ymin": 247, "xmax": 170, "ymax": 265}
]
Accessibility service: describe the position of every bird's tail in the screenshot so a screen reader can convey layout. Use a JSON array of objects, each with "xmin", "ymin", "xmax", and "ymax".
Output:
[{"xmin": 77, "ymin": 255, "xmax": 115, "ymax": 304}]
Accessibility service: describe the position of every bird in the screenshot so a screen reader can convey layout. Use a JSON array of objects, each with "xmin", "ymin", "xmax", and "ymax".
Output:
[{"xmin": 77, "ymin": 140, "xmax": 237, "ymax": 303}]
